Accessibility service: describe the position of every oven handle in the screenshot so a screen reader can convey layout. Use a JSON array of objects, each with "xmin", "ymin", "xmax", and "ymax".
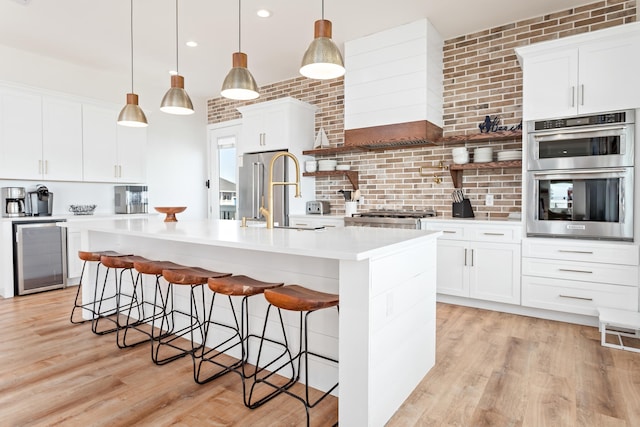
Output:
[
  {"xmin": 532, "ymin": 126, "xmax": 628, "ymax": 139},
  {"xmin": 532, "ymin": 168, "xmax": 628, "ymax": 179}
]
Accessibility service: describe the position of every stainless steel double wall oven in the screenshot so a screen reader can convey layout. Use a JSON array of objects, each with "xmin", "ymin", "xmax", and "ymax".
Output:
[{"xmin": 526, "ymin": 110, "xmax": 635, "ymax": 241}]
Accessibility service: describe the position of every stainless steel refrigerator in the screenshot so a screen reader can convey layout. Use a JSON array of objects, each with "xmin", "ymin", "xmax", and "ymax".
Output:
[{"xmin": 237, "ymin": 150, "xmax": 289, "ymax": 226}]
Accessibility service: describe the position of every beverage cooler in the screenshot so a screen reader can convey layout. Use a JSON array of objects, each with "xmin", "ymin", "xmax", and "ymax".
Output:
[{"xmin": 13, "ymin": 220, "xmax": 67, "ymax": 295}]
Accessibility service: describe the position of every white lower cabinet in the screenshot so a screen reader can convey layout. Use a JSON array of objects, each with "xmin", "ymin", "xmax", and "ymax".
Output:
[
  {"xmin": 66, "ymin": 229, "xmax": 83, "ymax": 280},
  {"xmin": 425, "ymin": 221, "xmax": 522, "ymax": 305},
  {"xmin": 522, "ymin": 238, "xmax": 639, "ymax": 316}
]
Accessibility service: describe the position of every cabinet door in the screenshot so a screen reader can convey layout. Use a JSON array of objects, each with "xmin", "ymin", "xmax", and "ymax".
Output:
[
  {"xmin": 579, "ymin": 35, "xmax": 640, "ymax": 114},
  {"xmin": 116, "ymin": 125, "xmax": 147, "ymax": 183},
  {"xmin": 0, "ymin": 90, "xmax": 43, "ymax": 179},
  {"xmin": 82, "ymin": 104, "xmax": 118, "ymax": 182},
  {"xmin": 239, "ymin": 108, "xmax": 287, "ymax": 154},
  {"xmin": 469, "ymin": 242, "xmax": 521, "ymax": 305},
  {"xmin": 42, "ymin": 97, "xmax": 83, "ymax": 181},
  {"xmin": 522, "ymin": 49, "xmax": 578, "ymax": 120},
  {"xmin": 435, "ymin": 240, "xmax": 469, "ymax": 297}
]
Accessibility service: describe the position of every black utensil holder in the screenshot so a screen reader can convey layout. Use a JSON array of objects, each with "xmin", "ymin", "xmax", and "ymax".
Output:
[{"xmin": 452, "ymin": 199, "xmax": 474, "ymax": 218}]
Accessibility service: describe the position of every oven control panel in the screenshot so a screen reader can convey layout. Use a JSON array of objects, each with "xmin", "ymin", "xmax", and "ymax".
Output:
[{"xmin": 533, "ymin": 111, "xmax": 631, "ymax": 131}]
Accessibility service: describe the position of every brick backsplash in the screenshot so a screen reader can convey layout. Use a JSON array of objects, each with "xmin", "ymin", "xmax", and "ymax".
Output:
[{"xmin": 208, "ymin": 0, "xmax": 636, "ymax": 219}]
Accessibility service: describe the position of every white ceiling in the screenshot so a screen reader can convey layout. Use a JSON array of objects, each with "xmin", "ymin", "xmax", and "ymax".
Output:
[{"xmin": 0, "ymin": 0, "xmax": 594, "ymax": 101}]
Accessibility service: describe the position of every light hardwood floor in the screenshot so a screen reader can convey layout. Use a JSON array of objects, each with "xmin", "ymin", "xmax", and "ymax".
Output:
[{"xmin": 1, "ymin": 288, "xmax": 639, "ymax": 426}]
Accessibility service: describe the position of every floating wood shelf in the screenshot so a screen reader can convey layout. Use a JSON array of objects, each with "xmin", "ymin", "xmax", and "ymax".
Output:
[
  {"xmin": 302, "ymin": 130, "xmax": 523, "ymax": 156},
  {"xmin": 449, "ymin": 160, "xmax": 522, "ymax": 188},
  {"xmin": 303, "ymin": 170, "xmax": 359, "ymax": 189}
]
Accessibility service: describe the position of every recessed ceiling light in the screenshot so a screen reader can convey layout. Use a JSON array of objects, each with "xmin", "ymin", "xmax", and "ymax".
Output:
[
  {"xmin": 257, "ymin": 9, "xmax": 271, "ymax": 18},
  {"xmin": 185, "ymin": 40, "xmax": 198, "ymax": 48}
]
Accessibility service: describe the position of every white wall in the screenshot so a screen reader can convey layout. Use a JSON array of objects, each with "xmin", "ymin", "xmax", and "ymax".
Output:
[{"xmin": 0, "ymin": 43, "xmax": 209, "ymax": 219}]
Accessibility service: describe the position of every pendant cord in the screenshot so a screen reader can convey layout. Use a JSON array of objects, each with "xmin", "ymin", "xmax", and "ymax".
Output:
[
  {"xmin": 321, "ymin": 0, "xmax": 324, "ymax": 20},
  {"xmin": 175, "ymin": 0, "xmax": 179, "ymax": 75},
  {"xmin": 238, "ymin": 0, "xmax": 241, "ymax": 52},
  {"xmin": 130, "ymin": 0, "xmax": 134, "ymax": 93}
]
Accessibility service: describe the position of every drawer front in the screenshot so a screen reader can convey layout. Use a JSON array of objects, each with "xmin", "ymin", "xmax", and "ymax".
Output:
[
  {"xmin": 289, "ymin": 216, "xmax": 344, "ymax": 228},
  {"xmin": 522, "ymin": 258, "xmax": 638, "ymax": 286},
  {"xmin": 469, "ymin": 226, "xmax": 521, "ymax": 243},
  {"xmin": 522, "ymin": 276, "xmax": 639, "ymax": 316},
  {"xmin": 424, "ymin": 223, "xmax": 465, "ymax": 240},
  {"xmin": 523, "ymin": 238, "xmax": 639, "ymax": 266}
]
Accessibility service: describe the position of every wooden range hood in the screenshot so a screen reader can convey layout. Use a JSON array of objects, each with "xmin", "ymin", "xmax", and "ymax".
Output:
[{"xmin": 344, "ymin": 120, "xmax": 443, "ymax": 150}]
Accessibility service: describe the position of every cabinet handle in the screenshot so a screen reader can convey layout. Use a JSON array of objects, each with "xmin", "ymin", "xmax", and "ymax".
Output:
[
  {"xmin": 294, "ymin": 223, "xmax": 308, "ymax": 226},
  {"xmin": 558, "ymin": 249, "xmax": 593, "ymax": 254},
  {"xmin": 470, "ymin": 249, "xmax": 474, "ymax": 267},
  {"xmin": 44, "ymin": 160, "xmax": 48, "ymax": 175},
  {"xmin": 580, "ymin": 84, "xmax": 585, "ymax": 106},
  {"xmin": 443, "ymin": 230, "xmax": 457, "ymax": 234},
  {"xmin": 464, "ymin": 248, "xmax": 467, "ymax": 266},
  {"xmin": 558, "ymin": 268, "xmax": 593, "ymax": 274},
  {"xmin": 559, "ymin": 294, "xmax": 593, "ymax": 301},
  {"xmin": 483, "ymin": 232, "xmax": 504, "ymax": 236},
  {"xmin": 571, "ymin": 86, "xmax": 575, "ymax": 107},
  {"xmin": 259, "ymin": 133, "xmax": 265, "ymax": 146},
  {"xmin": 119, "ymin": 165, "xmax": 122, "ymax": 178}
]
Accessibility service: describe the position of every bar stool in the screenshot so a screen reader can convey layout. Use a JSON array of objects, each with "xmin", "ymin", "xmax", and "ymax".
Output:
[
  {"xmin": 70, "ymin": 250, "xmax": 131, "ymax": 325},
  {"xmin": 248, "ymin": 285, "xmax": 339, "ymax": 426},
  {"xmin": 153, "ymin": 267, "xmax": 231, "ymax": 365},
  {"xmin": 194, "ymin": 275, "xmax": 284, "ymax": 388},
  {"xmin": 131, "ymin": 260, "xmax": 189, "ymax": 351},
  {"xmin": 96, "ymin": 254, "xmax": 151, "ymax": 341}
]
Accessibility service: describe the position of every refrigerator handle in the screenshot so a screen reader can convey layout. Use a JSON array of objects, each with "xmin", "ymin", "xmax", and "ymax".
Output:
[{"xmin": 253, "ymin": 162, "xmax": 263, "ymax": 219}]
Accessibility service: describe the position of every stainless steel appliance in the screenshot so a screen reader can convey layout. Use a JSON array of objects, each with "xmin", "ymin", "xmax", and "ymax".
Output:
[
  {"xmin": 1, "ymin": 187, "xmax": 26, "ymax": 217},
  {"xmin": 115, "ymin": 185, "xmax": 148, "ymax": 214},
  {"xmin": 26, "ymin": 185, "xmax": 53, "ymax": 216},
  {"xmin": 13, "ymin": 220, "xmax": 67, "ymax": 295},
  {"xmin": 306, "ymin": 200, "xmax": 330, "ymax": 215},
  {"xmin": 526, "ymin": 110, "xmax": 635, "ymax": 241},
  {"xmin": 344, "ymin": 209, "xmax": 436, "ymax": 229},
  {"xmin": 238, "ymin": 151, "xmax": 289, "ymax": 226},
  {"xmin": 527, "ymin": 110, "xmax": 634, "ymax": 170}
]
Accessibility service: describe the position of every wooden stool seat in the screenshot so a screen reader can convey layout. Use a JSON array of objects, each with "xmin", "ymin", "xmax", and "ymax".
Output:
[
  {"xmin": 100, "ymin": 255, "xmax": 151, "ymax": 269},
  {"xmin": 133, "ymin": 260, "xmax": 187, "ymax": 275},
  {"xmin": 162, "ymin": 267, "xmax": 231, "ymax": 285},
  {"xmin": 78, "ymin": 250, "xmax": 131, "ymax": 262},
  {"xmin": 264, "ymin": 285, "xmax": 339, "ymax": 312},
  {"xmin": 208, "ymin": 275, "xmax": 283, "ymax": 297}
]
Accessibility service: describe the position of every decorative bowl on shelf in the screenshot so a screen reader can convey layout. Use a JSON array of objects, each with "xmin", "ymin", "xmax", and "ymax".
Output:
[
  {"xmin": 154, "ymin": 206, "xmax": 187, "ymax": 222},
  {"xmin": 69, "ymin": 204, "xmax": 97, "ymax": 215}
]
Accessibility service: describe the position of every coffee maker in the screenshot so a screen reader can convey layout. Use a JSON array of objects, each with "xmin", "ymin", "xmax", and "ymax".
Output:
[
  {"xmin": 1, "ymin": 187, "xmax": 26, "ymax": 217},
  {"xmin": 26, "ymin": 184, "xmax": 53, "ymax": 216}
]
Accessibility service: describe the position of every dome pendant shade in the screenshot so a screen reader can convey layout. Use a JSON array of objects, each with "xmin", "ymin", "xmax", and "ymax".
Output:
[
  {"xmin": 221, "ymin": 52, "xmax": 259, "ymax": 100},
  {"xmin": 160, "ymin": 74, "xmax": 195, "ymax": 115},
  {"xmin": 118, "ymin": 93, "xmax": 148, "ymax": 127},
  {"xmin": 300, "ymin": 19, "xmax": 345, "ymax": 80}
]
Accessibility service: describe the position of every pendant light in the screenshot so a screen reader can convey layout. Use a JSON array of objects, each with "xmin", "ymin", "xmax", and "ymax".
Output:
[
  {"xmin": 300, "ymin": 0, "xmax": 345, "ymax": 80},
  {"xmin": 118, "ymin": 0, "xmax": 148, "ymax": 127},
  {"xmin": 221, "ymin": 0, "xmax": 259, "ymax": 100},
  {"xmin": 160, "ymin": 0, "xmax": 194, "ymax": 115}
]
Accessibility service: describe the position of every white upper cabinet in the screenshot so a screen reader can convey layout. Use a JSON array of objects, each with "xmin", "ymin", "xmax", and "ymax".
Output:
[
  {"xmin": 82, "ymin": 104, "xmax": 118, "ymax": 182},
  {"xmin": 83, "ymin": 104, "xmax": 146, "ymax": 183},
  {"xmin": 42, "ymin": 96, "xmax": 83, "ymax": 181},
  {"xmin": 517, "ymin": 22, "xmax": 640, "ymax": 120},
  {"xmin": 236, "ymin": 97, "xmax": 317, "ymax": 155},
  {"xmin": 0, "ymin": 89, "xmax": 43, "ymax": 180}
]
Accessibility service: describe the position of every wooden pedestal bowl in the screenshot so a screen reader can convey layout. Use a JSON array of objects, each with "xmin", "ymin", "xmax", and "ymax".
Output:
[{"xmin": 154, "ymin": 206, "xmax": 187, "ymax": 222}]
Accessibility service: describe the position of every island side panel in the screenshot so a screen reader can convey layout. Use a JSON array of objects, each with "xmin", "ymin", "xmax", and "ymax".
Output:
[{"xmin": 339, "ymin": 239, "xmax": 437, "ymax": 426}]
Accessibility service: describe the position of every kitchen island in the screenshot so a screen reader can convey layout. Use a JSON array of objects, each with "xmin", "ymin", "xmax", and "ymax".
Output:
[{"xmin": 61, "ymin": 217, "xmax": 440, "ymax": 426}]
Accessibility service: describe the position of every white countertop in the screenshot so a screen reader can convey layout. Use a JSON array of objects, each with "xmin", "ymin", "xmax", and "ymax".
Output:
[
  {"xmin": 1, "ymin": 213, "xmax": 156, "ymax": 222},
  {"xmin": 61, "ymin": 217, "xmax": 440, "ymax": 261}
]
